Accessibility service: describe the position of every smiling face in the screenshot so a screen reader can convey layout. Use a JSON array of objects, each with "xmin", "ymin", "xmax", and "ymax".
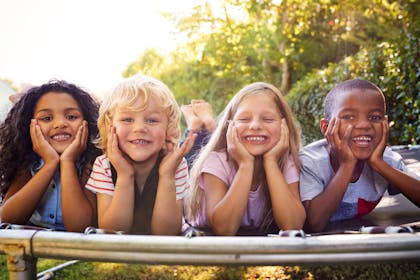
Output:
[
  {"xmin": 33, "ymin": 92, "xmax": 84, "ymax": 154},
  {"xmin": 232, "ymin": 93, "xmax": 283, "ymax": 156},
  {"xmin": 330, "ymin": 89, "xmax": 386, "ymax": 159},
  {"xmin": 112, "ymin": 96, "xmax": 168, "ymax": 164}
]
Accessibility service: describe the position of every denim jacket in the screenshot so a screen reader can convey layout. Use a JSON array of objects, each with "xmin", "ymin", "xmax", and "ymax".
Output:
[{"xmin": 29, "ymin": 159, "xmax": 65, "ymax": 230}]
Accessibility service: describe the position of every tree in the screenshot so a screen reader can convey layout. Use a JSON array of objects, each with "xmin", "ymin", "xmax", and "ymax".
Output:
[{"xmin": 123, "ymin": 0, "xmax": 418, "ymax": 128}]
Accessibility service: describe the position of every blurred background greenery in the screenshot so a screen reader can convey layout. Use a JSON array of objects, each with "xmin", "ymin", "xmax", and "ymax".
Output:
[
  {"xmin": 123, "ymin": 0, "xmax": 419, "ymax": 146},
  {"xmin": 1, "ymin": 1, "xmax": 419, "ymax": 277}
]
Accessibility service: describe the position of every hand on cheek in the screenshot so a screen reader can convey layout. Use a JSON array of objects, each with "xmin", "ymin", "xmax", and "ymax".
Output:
[
  {"xmin": 30, "ymin": 119, "xmax": 59, "ymax": 164},
  {"xmin": 226, "ymin": 121, "xmax": 253, "ymax": 165},
  {"xmin": 264, "ymin": 118, "xmax": 289, "ymax": 162},
  {"xmin": 327, "ymin": 118, "xmax": 356, "ymax": 166},
  {"xmin": 107, "ymin": 125, "xmax": 133, "ymax": 175},
  {"xmin": 61, "ymin": 121, "xmax": 88, "ymax": 162},
  {"xmin": 368, "ymin": 116, "xmax": 388, "ymax": 166},
  {"xmin": 160, "ymin": 131, "xmax": 197, "ymax": 176}
]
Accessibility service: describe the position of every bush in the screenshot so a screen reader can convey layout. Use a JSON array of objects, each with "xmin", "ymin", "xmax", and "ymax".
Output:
[{"xmin": 287, "ymin": 31, "xmax": 419, "ymax": 146}]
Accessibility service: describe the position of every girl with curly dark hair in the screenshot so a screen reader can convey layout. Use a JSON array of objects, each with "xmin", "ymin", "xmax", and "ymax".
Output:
[{"xmin": 0, "ymin": 80, "xmax": 101, "ymax": 232}]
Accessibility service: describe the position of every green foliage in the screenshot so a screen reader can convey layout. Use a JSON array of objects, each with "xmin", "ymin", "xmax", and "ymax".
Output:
[
  {"xmin": 122, "ymin": 0, "xmax": 418, "ymax": 145},
  {"xmin": 288, "ymin": 29, "xmax": 419, "ymax": 145},
  {"xmin": 123, "ymin": 49, "xmax": 167, "ymax": 78},
  {"xmin": 123, "ymin": 0, "xmax": 418, "ymax": 127}
]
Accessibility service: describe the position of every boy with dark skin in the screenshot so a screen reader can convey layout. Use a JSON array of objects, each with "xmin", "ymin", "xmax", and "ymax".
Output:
[{"xmin": 299, "ymin": 79, "xmax": 419, "ymax": 233}]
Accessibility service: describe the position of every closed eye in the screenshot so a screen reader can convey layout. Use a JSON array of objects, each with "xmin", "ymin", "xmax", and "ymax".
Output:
[
  {"xmin": 263, "ymin": 118, "xmax": 275, "ymax": 122},
  {"xmin": 236, "ymin": 118, "xmax": 250, "ymax": 123}
]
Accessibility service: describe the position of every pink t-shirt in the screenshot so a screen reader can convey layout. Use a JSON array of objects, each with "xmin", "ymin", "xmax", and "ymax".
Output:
[{"xmin": 191, "ymin": 151, "xmax": 299, "ymax": 228}]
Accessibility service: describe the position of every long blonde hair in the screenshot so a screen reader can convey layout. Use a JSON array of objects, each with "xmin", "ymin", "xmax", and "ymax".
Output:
[
  {"xmin": 97, "ymin": 74, "xmax": 181, "ymax": 154},
  {"xmin": 185, "ymin": 82, "xmax": 301, "ymax": 230}
]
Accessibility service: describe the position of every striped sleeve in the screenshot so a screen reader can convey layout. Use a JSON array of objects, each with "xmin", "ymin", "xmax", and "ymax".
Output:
[
  {"xmin": 175, "ymin": 157, "xmax": 189, "ymax": 200},
  {"xmin": 85, "ymin": 154, "xmax": 115, "ymax": 196}
]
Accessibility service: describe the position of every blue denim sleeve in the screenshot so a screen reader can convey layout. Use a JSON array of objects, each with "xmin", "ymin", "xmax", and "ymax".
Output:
[{"xmin": 181, "ymin": 129, "xmax": 212, "ymax": 170}]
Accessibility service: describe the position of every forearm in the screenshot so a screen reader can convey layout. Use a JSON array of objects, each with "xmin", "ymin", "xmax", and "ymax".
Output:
[
  {"xmin": 60, "ymin": 161, "xmax": 94, "ymax": 232},
  {"xmin": 151, "ymin": 177, "xmax": 183, "ymax": 235},
  {"xmin": 209, "ymin": 165, "xmax": 253, "ymax": 235},
  {"xmin": 1, "ymin": 162, "xmax": 57, "ymax": 224},
  {"xmin": 370, "ymin": 160, "xmax": 420, "ymax": 206},
  {"xmin": 264, "ymin": 160, "xmax": 305, "ymax": 229},
  {"xmin": 99, "ymin": 177, "xmax": 135, "ymax": 232},
  {"xmin": 305, "ymin": 165, "xmax": 354, "ymax": 232}
]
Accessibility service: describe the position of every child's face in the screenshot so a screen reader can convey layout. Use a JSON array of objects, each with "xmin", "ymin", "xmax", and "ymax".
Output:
[
  {"xmin": 232, "ymin": 93, "xmax": 283, "ymax": 156},
  {"xmin": 112, "ymin": 96, "xmax": 168, "ymax": 163},
  {"xmin": 33, "ymin": 92, "xmax": 84, "ymax": 154},
  {"xmin": 328, "ymin": 89, "xmax": 386, "ymax": 159}
]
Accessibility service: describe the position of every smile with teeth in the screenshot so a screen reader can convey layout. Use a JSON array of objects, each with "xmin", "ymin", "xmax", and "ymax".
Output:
[
  {"xmin": 352, "ymin": 136, "xmax": 372, "ymax": 146},
  {"xmin": 244, "ymin": 136, "xmax": 267, "ymax": 144},
  {"xmin": 52, "ymin": 134, "xmax": 71, "ymax": 142},
  {"xmin": 130, "ymin": 139, "xmax": 151, "ymax": 144}
]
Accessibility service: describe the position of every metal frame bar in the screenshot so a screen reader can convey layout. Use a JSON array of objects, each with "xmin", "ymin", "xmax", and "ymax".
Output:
[{"xmin": 1, "ymin": 230, "xmax": 420, "ymax": 279}]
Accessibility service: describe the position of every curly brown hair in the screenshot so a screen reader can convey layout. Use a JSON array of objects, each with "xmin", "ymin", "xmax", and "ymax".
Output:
[{"xmin": 0, "ymin": 80, "xmax": 101, "ymax": 197}]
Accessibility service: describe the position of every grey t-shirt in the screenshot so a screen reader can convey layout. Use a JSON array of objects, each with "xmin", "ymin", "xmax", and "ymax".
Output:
[{"xmin": 299, "ymin": 139, "xmax": 415, "ymax": 221}]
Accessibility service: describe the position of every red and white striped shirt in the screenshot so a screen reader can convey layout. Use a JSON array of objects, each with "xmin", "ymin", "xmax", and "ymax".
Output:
[{"xmin": 85, "ymin": 154, "xmax": 189, "ymax": 200}]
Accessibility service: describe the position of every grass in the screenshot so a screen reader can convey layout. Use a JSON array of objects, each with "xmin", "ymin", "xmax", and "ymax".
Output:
[{"xmin": 0, "ymin": 255, "xmax": 419, "ymax": 279}]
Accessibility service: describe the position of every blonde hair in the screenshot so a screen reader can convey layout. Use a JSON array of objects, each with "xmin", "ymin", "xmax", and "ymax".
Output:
[
  {"xmin": 97, "ymin": 74, "xmax": 181, "ymax": 154},
  {"xmin": 185, "ymin": 82, "xmax": 301, "ymax": 230}
]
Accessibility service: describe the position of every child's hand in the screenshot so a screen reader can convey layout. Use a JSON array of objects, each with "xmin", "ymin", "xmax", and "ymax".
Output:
[
  {"xmin": 263, "ymin": 118, "xmax": 289, "ymax": 162},
  {"xmin": 326, "ymin": 117, "xmax": 357, "ymax": 166},
  {"xmin": 159, "ymin": 131, "xmax": 197, "ymax": 176},
  {"xmin": 226, "ymin": 121, "xmax": 254, "ymax": 165},
  {"xmin": 107, "ymin": 126, "xmax": 134, "ymax": 176},
  {"xmin": 60, "ymin": 121, "xmax": 88, "ymax": 162},
  {"xmin": 30, "ymin": 119, "xmax": 59, "ymax": 164},
  {"xmin": 368, "ymin": 116, "xmax": 389, "ymax": 167}
]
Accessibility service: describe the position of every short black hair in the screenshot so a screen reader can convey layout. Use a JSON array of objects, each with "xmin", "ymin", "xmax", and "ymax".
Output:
[{"xmin": 324, "ymin": 78, "xmax": 385, "ymax": 120}]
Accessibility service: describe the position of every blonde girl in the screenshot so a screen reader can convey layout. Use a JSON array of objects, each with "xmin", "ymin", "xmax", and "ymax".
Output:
[
  {"xmin": 85, "ymin": 75, "xmax": 195, "ymax": 235},
  {"xmin": 185, "ymin": 82, "xmax": 305, "ymax": 235}
]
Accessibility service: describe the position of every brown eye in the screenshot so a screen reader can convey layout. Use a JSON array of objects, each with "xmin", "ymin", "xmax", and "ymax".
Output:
[
  {"xmin": 67, "ymin": 114, "xmax": 79, "ymax": 120},
  {"xmin": 39, "ymin": 116, "xmax": 52, "ymax": 121},
  {"xmin": 369, "ymin": 115, "xmax": 383, "ymax": 122},
  {"xmin": 341, "ymin": 115, "xmax": 355, "ymax": 120}
]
